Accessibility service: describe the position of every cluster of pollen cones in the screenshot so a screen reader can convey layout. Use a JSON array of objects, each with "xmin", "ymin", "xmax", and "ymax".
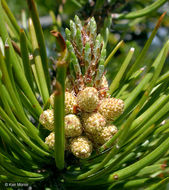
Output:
[
  {"xmin": 39, "ymin": 16, "xmax": 124, "ymax": 159},
  {"xmin": 39, "ymin": 81, "xmax": 124, "ymax": 159}
]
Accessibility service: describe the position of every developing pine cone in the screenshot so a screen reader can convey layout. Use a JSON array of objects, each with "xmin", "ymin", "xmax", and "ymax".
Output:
[
  {"xmin": 45, "ymin": 132, "xmax": 55, "ymax": 149},
  {"xmin": 45, "ymin": 132, "xmax": 68, "ymax": 150},
  {"xmin": 50, "ymin": 92, "xmax": 77, "ymax": 115},
  {"xmin": 98, "ymin": 98, "xmax": 124, "ymax": 121},
  {"xmin": 96, "ymin": 124, "xmax": 118, "ymax": 145},
  {"xmin": 69, "ymin": 136, "xmax": 93, "ymax": 159},
  {"xmin": 77, "ymin": 87, "xmax": 99, "ymax": 112},
  {"xmin": 65, "ymin": 114, "xmax": 83, "ymax": 137},
  {"xmin": 39, "ymin": 109, "xmax": 54, "ymax": 131},
  {"xmin": 82, "ymin": 112, "xmax": 106, "ymax": 135}
]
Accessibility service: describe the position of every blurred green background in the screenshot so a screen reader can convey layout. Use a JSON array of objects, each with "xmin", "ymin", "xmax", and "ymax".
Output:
[{"xmin": 6, "ymin": 0, "xmax": 169, "ymax": 82}]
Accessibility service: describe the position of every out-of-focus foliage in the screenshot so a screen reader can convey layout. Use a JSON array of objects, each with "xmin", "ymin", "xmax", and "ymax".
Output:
[
  {"xmin": 7, "ymin": 0, "xmax": 169, "ymax": 85},
  {"xmin": 7, "ymin": 3, "xmax": 169, "ymax": 44},
  {"xmin": 6, "ymin": 0, "xmax": 57, "ymax": 17},
  {"xmin": 6, "ymin": 0, "xmax": 169, "ymax": 83}
]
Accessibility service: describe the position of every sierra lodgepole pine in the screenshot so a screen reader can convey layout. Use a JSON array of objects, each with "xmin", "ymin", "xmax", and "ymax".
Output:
[{"xmin": 1, "ymin": 0, "xmax": 169, "ymax": 188}]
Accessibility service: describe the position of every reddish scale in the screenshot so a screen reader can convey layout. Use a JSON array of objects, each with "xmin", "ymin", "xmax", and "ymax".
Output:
[
  {"xmin": 81, "ymin": 29, "xmax": 85, "ymax": 46},
  {"xmin": 94, "ymin": 84, "xmax": 108, "ymax": 99},
  {"xmin": 94, "ymin": 71, "xmax": 107, "ymax": 87},
  {"xmin": 96, "ymin": 46, "xmax": 101, "ymax": 56},
  {"xmin": 74, "ymin": 74, "xmax": 85, "ymax": 93},
  {"xmin": 80, "ymin": 29, "xmax": 85, "ymax": 52},
  {"xmin": 82, "ymin": 26, "xmax": 93, "ymax": 51},
  {"xmin": 93, "ymin": 107, "xmax": 99, "ymax": 112},
  {"xmin": 94, "ymin": 80, "xmax": 100, "ymax": 87},
  {"xmin": 67, "ymin": 120, "xmax": 72, "ymax": 125},
  {"xmin": 84, "ymin": 73, "xmax": 92, "ymax": 84},
  {"xmin": 73, "ymin": 105, "xmax": 78, "ymax": 114},
  {"xmin": 76, "ymin": 107, "xmax": 82, "ymax": 115},
  {"xmin": 84, "ymin": 63, "xmax": 97, "ymax": 85},
  {"xmin": 99, "ymin": 117, "xmax": 105, "ymax": 123},
  {"xmin": 98, "ymin": 88, "xmax": 108, "ymax": 99},
  {"xmin": 72, "ymin": 41, "xmax": 84, "ymax": 66},
  {"xmin": 81, "ymin": 28, "xmax": 88, "ymax": 46},
  {"xmin": 74, "ymin": 81, "xmax": 80, "ymax": 94},
  {"xmin": 159, "ymin": 173, "xmax": 164, "ymax": 178},
  {"xmin": 79, "ymin": 76, "xmax": 85, "ymax": 89},
  {"xmin": 67, "ymin": 75, "xmax": 74, "ymax": 86},
  {"xmin": 84, "ymin": 45, "xmax": 103, "ymax": 85},
  {"xmin": 80, "ymin": 25, "xmax": 104, "ymax": 88},
  {"xmin": 90, "ymin": 43, "xmax": 94, "ymax": 58},
  {"xmin": 113, "ymin": 174, "xmax": 119, "ymax": 180},
  {"xmin": 73, "ymin": 104, "xmax": 81, "ymax": 114},
  {"xmin": 161, "ymin": 163, "xmax": 167, "ymax": 170},
  {"xmin": 160, "ymin": 162, "xmax": 168, "ymax": 178}
]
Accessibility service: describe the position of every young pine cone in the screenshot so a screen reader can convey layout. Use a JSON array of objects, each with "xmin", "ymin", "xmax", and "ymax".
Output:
[
  {"xmin": 82, "ymin": 112, "xmax": 106, "ymax": 135},
  {"xmin": 98, "ymin": 98, "xmax": 124, "ymax": 121},
  {"xmin": 45, "ymin": 132, "xmax": 68, "ymax": 150},
  {"xmin": 65, "ymin": 114, "xmax": 83, "ymax": 137},
  {"xmin": 39, "ymin": 109, "xmax": 54, "ymax": 131},
  {"xmin": 50, "ymin": 92, "xmax": 77, "ymax": 115},
  {"xmin": 69, "ymin": 136, "xmax": 93, "ymax": 159},
  {"xmin": 77, "ymin": 87, "xmax": 99, "ymax": 112},
  {"xmin": 96, "ymin": 124, "xmax": 118, "ymax": 145},
  {"xmin": 45, "ymin": 132, "xmax": 55, "ymax": 149}
]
